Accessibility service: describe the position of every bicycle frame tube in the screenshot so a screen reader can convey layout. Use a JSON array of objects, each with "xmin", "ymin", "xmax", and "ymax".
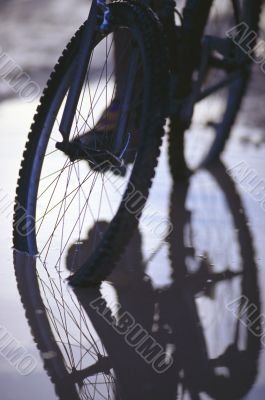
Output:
[{"xmin": 59, "ymin": 0, "xmax": 110, "ymax": 142}]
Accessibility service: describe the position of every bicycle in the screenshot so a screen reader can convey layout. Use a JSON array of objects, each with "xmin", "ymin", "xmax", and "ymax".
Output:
[
  {"xmin": 13, "ymin": 0, "xmax": 262, "ymax": 286},
  {"xmin": 13, "ymin": 161, "xmax": 262, "ymax": 399}
]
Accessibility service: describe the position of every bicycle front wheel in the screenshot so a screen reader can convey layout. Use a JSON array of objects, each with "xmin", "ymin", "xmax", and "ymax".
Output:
[{"xmin": 13, "ymin": 1, "xmax": 168, "ymax": 286}]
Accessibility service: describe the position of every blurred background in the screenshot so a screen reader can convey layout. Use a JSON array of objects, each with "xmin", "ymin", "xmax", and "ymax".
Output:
[{"xmin": 0, "ymin": 0, "xmax": 89, "ymax": 100}]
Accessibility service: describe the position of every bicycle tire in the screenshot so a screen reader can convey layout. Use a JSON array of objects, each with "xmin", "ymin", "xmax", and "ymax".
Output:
[{"xmin": 13, "ymin": 1, "xmax": 168, "ymax": 286}]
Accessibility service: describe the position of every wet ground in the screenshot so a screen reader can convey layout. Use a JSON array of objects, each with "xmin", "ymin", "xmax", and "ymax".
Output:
[{"xmin": 1, "ymin": 1, "xmax": 265, "ymax": 400}]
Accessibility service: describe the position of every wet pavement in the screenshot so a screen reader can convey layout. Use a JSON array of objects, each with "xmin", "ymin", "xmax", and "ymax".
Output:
[{"xmin": 1, "ymin": 1, "xmax": 265, "ymax": 400}]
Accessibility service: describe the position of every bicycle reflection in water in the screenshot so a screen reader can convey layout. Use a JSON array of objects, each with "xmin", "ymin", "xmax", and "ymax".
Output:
[{"xmin": 14, "ymin": 161, "xmax": 261, "ymax": 400}]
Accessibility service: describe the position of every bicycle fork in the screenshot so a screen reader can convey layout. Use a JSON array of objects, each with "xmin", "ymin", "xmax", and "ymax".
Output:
[
  {"xmin": 58, "ymin": 0, "xmax": 140, "ymax": 159},
  {"xmin": 59, "ymin": 0, "xmax": 111, "ymax": 143}
]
